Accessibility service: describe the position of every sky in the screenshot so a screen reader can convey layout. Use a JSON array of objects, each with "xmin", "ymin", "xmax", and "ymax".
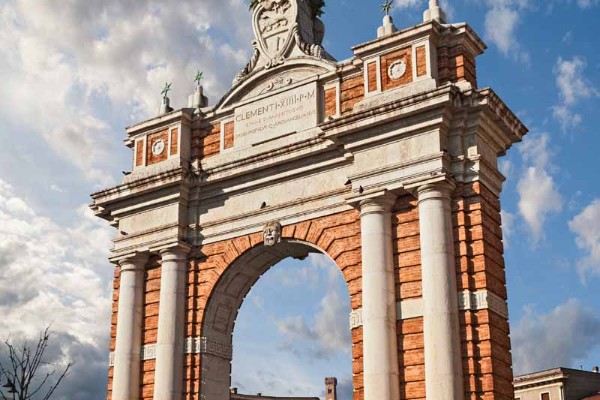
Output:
[{"xmin": 0, "ymin": 0, "xmax": 599, "ymax": 399}]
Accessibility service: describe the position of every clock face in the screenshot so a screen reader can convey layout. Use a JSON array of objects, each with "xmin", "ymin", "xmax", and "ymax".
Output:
[
  {"xmin": 152, "ymin": 139, "xmax": 165, "ymax": 156},
  {"xmin": 388, "ymin": 60, "xmax": 407, "ymax": 80}
]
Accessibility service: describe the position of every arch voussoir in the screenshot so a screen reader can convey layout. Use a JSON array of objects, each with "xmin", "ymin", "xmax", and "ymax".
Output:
[
  {"xmin": 328, "ymin": 236, "xmax": 361, "ymax": 260},
  {"xmin": 229, "ymin": 236, "xmax": 248, "ymax": 255},
  {"xmin": 292, "ymin": 220, "xmax": 312, "ymax": 241}
]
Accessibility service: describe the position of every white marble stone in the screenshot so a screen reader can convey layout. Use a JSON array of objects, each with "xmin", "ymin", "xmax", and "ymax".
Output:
[
  {"xmin": 359, "ymin": 193, "xmax": 400, "ymax": 400},
  {"xmin": 153, "ymin": 246, "xmax": 190, "ymax": 400},
  {"xmin": 418, "ymin": 182, "xmax": 464, "ymax": 400},
  {"xmin": 112, "ymin": 254, "xmax": 148, "ymax": 400}
]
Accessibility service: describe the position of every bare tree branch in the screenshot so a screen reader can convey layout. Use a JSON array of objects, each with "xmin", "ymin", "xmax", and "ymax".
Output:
[{"xmin": 0, "ymin": 327, "xmax": 71, "ymax": 400}]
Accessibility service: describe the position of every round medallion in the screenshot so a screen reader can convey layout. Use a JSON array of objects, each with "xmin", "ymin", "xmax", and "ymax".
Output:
[
  {"xmin": 388, "ymin": 60, "xmax": 407, "ymax": 80},
  {"xmin": 152, "ymin": 139, "xmax": 165, "ymax": 156}
]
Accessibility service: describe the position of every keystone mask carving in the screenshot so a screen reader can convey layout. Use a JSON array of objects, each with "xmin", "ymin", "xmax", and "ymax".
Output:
[{"xmin": 263, "ymin": 221, "xmax": 282, "ymax": 246}]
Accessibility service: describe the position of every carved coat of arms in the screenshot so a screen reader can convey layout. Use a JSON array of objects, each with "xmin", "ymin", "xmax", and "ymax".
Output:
[
  {"xmin": 232, "ymin": 0, "xmax": 330, "ymax": 85},
  {"xmin": 255, "ymin": 0, "xmax": 296, "ymax": 64}
]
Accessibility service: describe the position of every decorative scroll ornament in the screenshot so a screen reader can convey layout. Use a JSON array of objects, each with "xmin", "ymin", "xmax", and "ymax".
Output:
[
  {"xmin": 259, "ymin": 75, "xmax": 294, "ymax": 94},
  {"xmin": 233, "ymin": 42, "xmax": 261, "ymax": 86},
  {"xmin": 263, "ymin": 221, "xmax": 282, "ymax": 246},
  {"xmin": 233, "ymin": 0, "xmax": 331, "ymax": 86}
]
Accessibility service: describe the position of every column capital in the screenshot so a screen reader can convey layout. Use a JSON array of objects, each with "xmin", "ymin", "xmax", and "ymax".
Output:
[
  {"xmin": 416, "ymin": 180, "xmax": 456, "ymax": 203},
  {"xmin": 117, "ymin": 252, "xmax": 150, "ymax": 272},
  {"xmin": 348, "ymin": 190, "xmax": 397, "ymax": 217},
  {"xmin": 159, "ymin": 243, "xmax": 192, "ymax": 262}
]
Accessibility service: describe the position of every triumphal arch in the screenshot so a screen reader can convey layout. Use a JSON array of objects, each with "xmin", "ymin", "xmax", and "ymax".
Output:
[{"xmin": 91, "ymin": 0, "xmax": 527, "ymax": 399}]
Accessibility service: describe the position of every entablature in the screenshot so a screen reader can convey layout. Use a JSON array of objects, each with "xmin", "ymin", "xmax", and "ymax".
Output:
[{"xmin": 90, "ymin": 6, "xmax": 528, "ymax": 258}]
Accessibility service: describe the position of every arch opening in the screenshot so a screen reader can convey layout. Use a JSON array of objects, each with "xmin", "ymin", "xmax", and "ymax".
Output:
[{"xmin": 201, "ymin": 240, "xmax": 353, "ymax": 400}]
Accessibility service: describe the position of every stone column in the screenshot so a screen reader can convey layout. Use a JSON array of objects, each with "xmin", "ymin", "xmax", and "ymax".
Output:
[
  {"xmin": 153, "ymin": 246, "xmax": 190, "ymax": 400},
  {"xmin": 417, "ymin": 182, "xmax": 464, "ymax": 400},
  {"xmin": 112, "ymin": 253, "xmax": 148, "ymax": 400},
  {"xmin": 360, "ymin": 194, "xmax": 400, "ymax": 400}
]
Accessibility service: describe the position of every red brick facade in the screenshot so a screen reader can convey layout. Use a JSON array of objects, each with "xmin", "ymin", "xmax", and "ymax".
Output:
[{"xmin": 107, "ymin": 180, "xmax": 512, "ymax": 400}]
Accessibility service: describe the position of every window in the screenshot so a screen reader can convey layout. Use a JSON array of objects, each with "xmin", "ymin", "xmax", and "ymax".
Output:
[{"xmin": 541, "ymin": 393, "xmax": 550, "ymax": 400}]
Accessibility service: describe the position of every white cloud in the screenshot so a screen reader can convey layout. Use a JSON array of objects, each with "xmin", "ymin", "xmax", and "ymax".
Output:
[
  {"xmin": 233, "ymin": 256, "xmax": 352, "ymax": 399},
  {"xmin": 499, "ymin": 159, "xmax": 513, "ymax": 179},
  {"xmin": 394, "ymin": 0, "xmax": 421, "ymax": 7},
  {"xmin": 0, "ymin": 0, "xmax": 251, "ymax": 186},
  {"xmin": 273, "ymin": 253, "xmax": 340, "ymax": 288},
  {"xmin": 231, "ymin": 349, "xmax": 325, "ymax": 397},
  {"xmin": 313, "ymin": 290, "xmax": 352, "ymax": 355},
  {"xmin": 517, "ymin": 133, "xmax": 563, "ymax": 242},
  {"xmin": 0, "ymin": 179, "xmax": 114, "ymax": 399},
  {"xmin": 276, "ymin": 290, "xmax": 351, "ymax": 360},
  {"xmin": 512, "ymin": 299, "xmax": 600, "ymax": 375},
  {"xmin": 562, "ymin": 31, "xmax": 573, "ymax": 44},
  {"xmin": 501, "ymin": 210, "xmax": 516, "ymax": 247},
  {"xmin": 483, "ymin": 0, "xmax": 530, "ymax": 63},
  {"xmin": 569, "ymin": 199, "xmax": 600, "ymax": 280},
  {"xmin": 392, "ymin": 0, "xmax": 454, "ymax": 20},
  {"xmin": 570, "ymin": 0, "xmax": 600, "ymax": 8},
  {"xmin": 552, "ymin": 56, "xmax": 599, "ymax": 131}
]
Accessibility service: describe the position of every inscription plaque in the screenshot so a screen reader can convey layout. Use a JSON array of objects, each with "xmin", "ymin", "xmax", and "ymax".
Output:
[{"xmin": 234, "ymin": 82, "xmax": 318, "ymax": 148}]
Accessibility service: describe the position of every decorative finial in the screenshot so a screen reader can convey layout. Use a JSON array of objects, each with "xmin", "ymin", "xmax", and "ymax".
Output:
[
  {"xmin": 377, "ymin": 0, "xmax": 397, "ymax": 38},
  {"xmin": 424, "ymin": 0, "xmax": 446, "ymax": 23},
  {"xmin": 188, "ymin": 72, "xmax": 209, "ymax": 110},
  {"xmin": 194, "ymin": 70, "xmax": 204, "ymax": 86},
  {"xmin": 161, "ymin": 82, "xmax": 172, "ymax": 99},
  {"xmin": 381, "ymin": 0, "xmax": 393, "ymax": 16},
  {"xmin": 159, "ymin": 82, "xmax": 173, "ymax": 115}
]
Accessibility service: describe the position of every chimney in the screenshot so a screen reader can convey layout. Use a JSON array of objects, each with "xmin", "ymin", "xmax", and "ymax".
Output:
[
  {"xmin": 593, "ymin": 366, "xmax": 599, "ymax": 373},
  {"xmin": 325, "ymin": 377, "xmax": 338, "ymax": 400}
]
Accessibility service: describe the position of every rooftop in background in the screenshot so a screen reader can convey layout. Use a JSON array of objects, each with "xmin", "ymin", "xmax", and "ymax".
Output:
[
  {"xmin": 514, "ymin": 367, "xmax": 600, "ymax": 400},
  {"xmin": 230, "ymin": 393, "xmax": 319, "ymax": 400}
]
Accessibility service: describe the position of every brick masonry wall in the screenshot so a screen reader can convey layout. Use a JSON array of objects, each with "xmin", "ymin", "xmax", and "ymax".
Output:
[
  {"xmin": 340, "ymin": 75, "xmax": 364, "ymax": 115},
  {"xmin": 170, "ymin": 128, "xmax": 179, "ymax": 156},
  {"xmin": 106, "ymin": 182, "xmax": 511, "ymax": 400},
  {"xmin": 223, "ymin": 122, "xmax": 234, "ymax": 149},
  {"xmin": 107, "ymin": 266, "xmax": 119, "ymax": 400},
  {"xmin": 394, "ymin": 195, "xmax": 425, "ymax": 399},
  {"xmin": 195, "ymin": 123, "xmax": 221, "ymax": 161},
  {"xmin": 324, "ymin": 87, "xmax": 338, "ymax": 118},
  {"xmin": 438, "ymin": 45, "xmax": 478, "ymax": 89},
  {"xmin": 453, "ymin": 182, "xmax": 513, "ymax": 400},
  {"xmin": 415, "ymin": 46, "xmax": 427, "ymax": 78},
  {"xmin": 135, "ymin": 140, "xmax": 144, "ymax": 167},
  {"xmin": 389, "ymin": 181, "xmax": 512, "ymax": 400},
  {"xmin": 367, "ymin": 62, "xmax": 378, "ymax": 93}
]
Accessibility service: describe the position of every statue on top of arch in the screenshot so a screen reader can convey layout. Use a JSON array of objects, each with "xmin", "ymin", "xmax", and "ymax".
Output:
[{"xmin": 233, "ymin": 0, "xmax": 333, "ymax": 86}]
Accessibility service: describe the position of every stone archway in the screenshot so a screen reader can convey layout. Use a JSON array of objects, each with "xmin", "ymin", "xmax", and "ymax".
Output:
[
  {"xmin": 201, "ymin": 239, "xmax": 345, "ymax": 399},
  {"xmin": 190, "ymin": 211, "xmax": 363, "ymax": 400},
  {"xmin": 91, "ymin": 1, "xmax": 528, "ymax": 399}
]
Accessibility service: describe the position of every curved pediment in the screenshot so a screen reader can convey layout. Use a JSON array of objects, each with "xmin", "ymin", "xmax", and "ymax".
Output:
[{"xmin": 217, "ymin": 58, "xmax": 335, "ymax": 110}]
